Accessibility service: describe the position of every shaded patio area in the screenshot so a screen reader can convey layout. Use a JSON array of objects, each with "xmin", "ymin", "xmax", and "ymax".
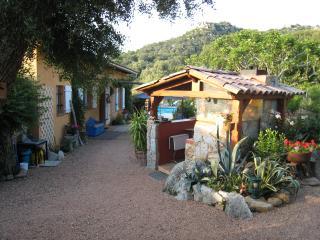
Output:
[{"xmin": 0, "ymin": 131, "xmax": 320, "ymax": 240}]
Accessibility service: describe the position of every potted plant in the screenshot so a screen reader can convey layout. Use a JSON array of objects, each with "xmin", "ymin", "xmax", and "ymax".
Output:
[
  {"xmin": 129, "ymin": 109, "xmax": 148, "ymax": 166},
  {"xmin": 284, "ymin": 139, "xmax": 318, "ymax": 163}
]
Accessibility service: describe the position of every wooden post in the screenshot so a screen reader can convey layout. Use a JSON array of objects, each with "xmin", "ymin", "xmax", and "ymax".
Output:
[
  {"xmin": 191, "ymin": 79, "xmax": 201, "ymax": 92},
  {"xmin": 277, "ymin": 98, "xmax": 287, "ymax": 119},
  {"xmin": 149, "ymin": 96, "xmax": 163, "ymax": 119},
  {"xmin": 231, "ymin": 99, "xmax": 250, "ymax": 148}
]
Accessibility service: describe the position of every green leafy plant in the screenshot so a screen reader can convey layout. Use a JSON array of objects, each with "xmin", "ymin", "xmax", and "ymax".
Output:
[
  {"xmin": 0, "ymin": 75, "xmax": 47, "ymax": 176},
  {"xmin": 129, "ymin": 109, "xmax": 148, "ymax": 152},
  {"xmin": 254, "ymin": 129, "xmax": 286, "ymax": 161},
  {"xmin": 207, "ymin": 173, "xmax": 243, "ymax": 193},
  {"xmin": 245, "ymin": 155, "xmax": 300, "ymax": 196},
  {"xmin": 0, "ymin": 75, "xmax": 46, "ymax": 133},
  {"xmin": 173, "ymin": 98, "xmax": 196, "ymax": 119}
]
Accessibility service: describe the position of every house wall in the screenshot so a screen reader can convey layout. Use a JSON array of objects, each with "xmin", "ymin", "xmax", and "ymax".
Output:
[
  {"xmin": 30, "ymin": 51, "xmax": 135, "ymax": 147},
  {"xmin": 36, "ymin": 54, "xmax": 70, "ymax": 146}
]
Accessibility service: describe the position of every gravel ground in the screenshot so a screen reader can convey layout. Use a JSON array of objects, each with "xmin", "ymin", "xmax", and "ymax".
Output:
[{"xmin": 1, "ymin": 133, "xmax": 320, "ymax": 240}]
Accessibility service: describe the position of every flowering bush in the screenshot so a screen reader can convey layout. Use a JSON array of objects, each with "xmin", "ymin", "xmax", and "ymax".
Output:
[{"xmin": 284, "ymin": 139, "xmax": 318, "ymax": 153}]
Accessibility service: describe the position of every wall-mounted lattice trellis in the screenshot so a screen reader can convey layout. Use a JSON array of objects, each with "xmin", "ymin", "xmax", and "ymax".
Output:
[{"xmin": 39, "ymin": 86, "xmax": 55, "ymax": 149}]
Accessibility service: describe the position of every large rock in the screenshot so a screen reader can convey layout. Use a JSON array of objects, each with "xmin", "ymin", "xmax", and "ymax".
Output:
[
  {"xmin": 201, "ymin": 185, "xmax": 215, "ymax": 205},
  {"xmin": 175, "ymin": 178, "xmax": 193, "ymax": 201},
  {"xmin": 192, "ymin": 184, "xmax": 216, "ymax": 205},
  {"xmin": 267, "ymin": 197, "xmax": 283, "ymax": 207},
  {"xmin": 193, "ymin": 184, "xmax": 203, "ymax": 202},
  {"xmin": 273, "ymin": 190, "xmax": 290, "ymax": 204},
  {"xmin": 220, "ymin": 192, "xmax": 253, "ymax": 219},
  {"xmin": 301, "ymin": 177, "xmax": 320, "ymax": 186},
  {"xmin": 212, "ymin": 191, "xmax": 225, "ymax": 204},
  {"xmin": 163, "ymin": 162, "xmax": 186, "ymax": 195},
  {"xmin": 245, "ymin": 196, "xmax": 273, "ymax": 212}
]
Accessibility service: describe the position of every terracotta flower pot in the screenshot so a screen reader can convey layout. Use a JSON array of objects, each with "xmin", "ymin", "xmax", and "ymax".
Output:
[
  {"xmin": 135, "ymin": 150, "xmax": 147, "ymax": 166},
  {"xmin": 287, "ymin": 152, "xmax": 312, "ymax": 164}
]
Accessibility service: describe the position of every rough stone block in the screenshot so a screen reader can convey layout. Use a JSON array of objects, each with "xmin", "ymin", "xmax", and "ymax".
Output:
[{"xmin": 245, "ymin": 196, "xmax": 273, "ymax": 212}]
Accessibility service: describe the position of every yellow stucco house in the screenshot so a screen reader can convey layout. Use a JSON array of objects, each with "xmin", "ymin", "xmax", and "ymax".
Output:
[{"xmin": 27, "ymin": 51, "xmax": 137, "ymax": 148}]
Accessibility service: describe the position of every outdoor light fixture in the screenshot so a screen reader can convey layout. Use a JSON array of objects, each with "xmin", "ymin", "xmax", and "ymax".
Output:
[{"xmin": 248, "ymin": 175, "xmax": 261, "ymax": 199}]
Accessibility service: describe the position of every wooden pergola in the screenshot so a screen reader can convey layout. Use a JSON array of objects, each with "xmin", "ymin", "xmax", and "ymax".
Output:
[{"xmin": 134, "ymin": 66, "xmax": 304, "ymax": 145}]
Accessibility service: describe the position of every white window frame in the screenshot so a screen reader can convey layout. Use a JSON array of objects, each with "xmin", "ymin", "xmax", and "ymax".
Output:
[
  {"xmin": 115, "ymin": 88, "xmax": 119, "ymax": 111},
  {"xmin": 64, "ymin": 85, "xmax": 72, "ymax": 113},
  {"xmin": 122, "ymin": 87, "xmax": 125, "ymax": 109}
]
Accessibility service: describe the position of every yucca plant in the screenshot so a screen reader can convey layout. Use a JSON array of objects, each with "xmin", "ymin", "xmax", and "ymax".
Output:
[{"xmin": 129, "ymin": 109, "xmax": 148, "ymax": 152}]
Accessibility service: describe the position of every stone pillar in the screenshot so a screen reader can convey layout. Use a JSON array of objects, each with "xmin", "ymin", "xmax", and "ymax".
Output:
[
  {"xmin": 193, "ymin": 121, "xmax": 222, "ymax": 162},
  {"xmin": 147, "ymin": 119, "xmax": 159, "ymax": 169}
]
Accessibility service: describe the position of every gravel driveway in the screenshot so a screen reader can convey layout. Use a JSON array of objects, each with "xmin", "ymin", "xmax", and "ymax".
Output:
[{"xmin": 1, "ymin": 132, "xmax": 320, "ymax": 240}]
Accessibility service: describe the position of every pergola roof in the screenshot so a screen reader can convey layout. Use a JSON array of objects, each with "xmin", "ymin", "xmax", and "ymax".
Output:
[{"xmin": 134, "ymin": 66, "xmax": 305, "ymax": 99}]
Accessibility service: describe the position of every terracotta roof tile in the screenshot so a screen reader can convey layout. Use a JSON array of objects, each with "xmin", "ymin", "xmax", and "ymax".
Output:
[{"xmin": 134, "ymin": 66, "xmax": 305, "ymax": 97}]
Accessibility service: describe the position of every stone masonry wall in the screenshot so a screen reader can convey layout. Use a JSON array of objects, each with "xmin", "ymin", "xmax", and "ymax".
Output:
[{"xmin": 147, "ymin": 119, "xmax": 159, "ymax": 169}]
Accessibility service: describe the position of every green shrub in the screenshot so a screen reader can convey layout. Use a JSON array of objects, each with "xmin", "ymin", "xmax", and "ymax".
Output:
[
  {"xmin": 173, "ymin": 98, "xmax": 196, "ymax": 119},
  {"xmin": 0, "ymin": 74, "xmax": 47, "ymax": 176},
  {"xmin": 0, "ymin": 75, "xmax": 46, "ymax": 133},
  {"xmin": 287, "ymin": 95, "xmax": 303, "ymax": 113},
  {"xmin": 254, "ymin": 129, "xmax": 286, "ymax": 161},
  {"xmin": 129, "ymin": 109, "xmax": 148, "ymax": 152},
  {"xmin": 207, "ymin": 173, "xmax": 243, "ymax": 193},
  {"xmin": 301, "ymin": 85, "xmax": 320, "ymax": 113}
]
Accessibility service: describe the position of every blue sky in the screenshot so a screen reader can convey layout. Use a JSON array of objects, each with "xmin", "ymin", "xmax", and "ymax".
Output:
[{"xmin": 118, "ymin": 0, "xmax": 320, "ymax": 51}]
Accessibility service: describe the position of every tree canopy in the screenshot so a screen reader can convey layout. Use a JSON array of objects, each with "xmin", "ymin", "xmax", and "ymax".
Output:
[
  {"xmin": 0, "ymin": 0, "xmax": 215, "ymax": 90},
  {"xmin": 188, "ymin": 29, "xmax": 320, "ymax": 88}
]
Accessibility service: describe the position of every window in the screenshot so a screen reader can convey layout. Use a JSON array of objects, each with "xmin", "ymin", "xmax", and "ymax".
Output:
[
  {"xmin": 115, "ymin": 88, "xmax": 119, "ymax": 111},
  {"xmin": 56, "ymin": 85, "xmax": 72, "ymax": 115},
  {"xmin": 122, "ymin": 87, "xmax": 125, "ymax": 109},
  {"xmin": 56, "ymin": 86, "xmax": 65, "ymax": 115},
  {"xmin": 65, "ymin": 86, "xmax": 72, "ymax": 113}
]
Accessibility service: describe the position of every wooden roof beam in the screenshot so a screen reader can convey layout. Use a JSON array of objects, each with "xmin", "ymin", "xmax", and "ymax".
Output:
[{"xmin": 150, "ymin": 90, "xmax": 234, "ymax": 99}]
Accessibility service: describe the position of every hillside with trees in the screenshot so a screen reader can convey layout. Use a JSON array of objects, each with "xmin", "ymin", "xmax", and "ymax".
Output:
[
  {"xmin": 120, "ymin": 23, "xmax": 320, "ymax": 87},
  {"xmin": 188, "ymin": 29, "xmax": 320, "ymax": 88},
  {"xmin": 118, "ymin": 22, "xmax": 241, "ymax": 83}
]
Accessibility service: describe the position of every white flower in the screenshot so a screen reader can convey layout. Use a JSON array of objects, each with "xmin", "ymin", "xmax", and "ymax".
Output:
[
  {"xmin": 275, "ymin": 113, "xmax": 281, "ymax": 119},
  {"xmin": 289, "ymin": 121, "xmax": 294, "ymax": 126},
  {"xmin": 301, "ymin": 115, "xmax": 308, "ymax": 120}
]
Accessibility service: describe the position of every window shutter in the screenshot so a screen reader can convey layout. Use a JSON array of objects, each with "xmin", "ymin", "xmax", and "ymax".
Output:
[
  {"xmin": 65, "ymin": 85, "xmax": 72, "ymax": 113},
  {"xmin": 56, "ymin": 85, "xmax": 65, "ymax": 114}
]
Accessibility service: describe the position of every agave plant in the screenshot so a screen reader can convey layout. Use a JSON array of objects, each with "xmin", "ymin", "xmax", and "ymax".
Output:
[
  {"xmin": 209, "ymin": 126, "xmax": 250, "ymax": 178},
  {"xmin": 129, "ymin": 109, "xmax": 148, "ymax": 152},
  {"xmin": 245, "ymin": 155, "xmax": 300, "ymax": 195}
]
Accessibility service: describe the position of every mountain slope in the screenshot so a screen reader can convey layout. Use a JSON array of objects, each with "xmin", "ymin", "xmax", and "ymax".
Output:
[{"xmin": 118, "ymin": 22, "xmax": 241, "ymax": 83}]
